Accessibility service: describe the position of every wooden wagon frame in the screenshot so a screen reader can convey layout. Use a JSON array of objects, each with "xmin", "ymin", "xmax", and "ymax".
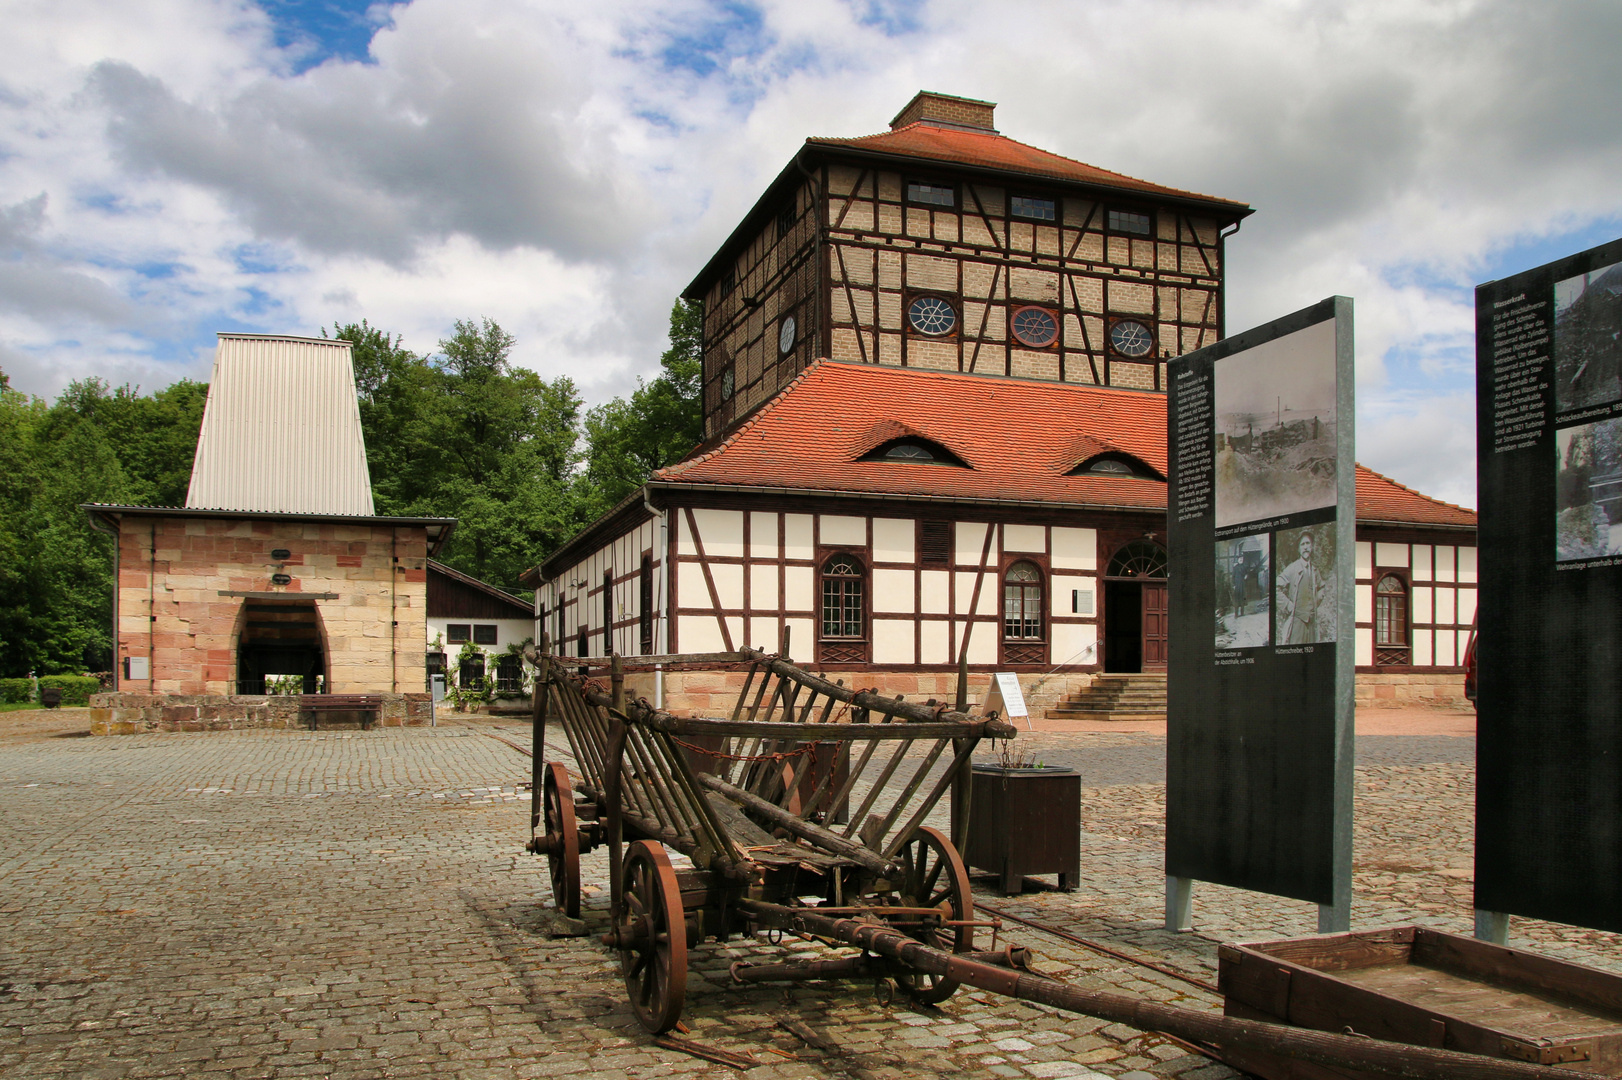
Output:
[{"xmin": 518, "ymin": 643, "xmax": 1593, "ymax": 1080}]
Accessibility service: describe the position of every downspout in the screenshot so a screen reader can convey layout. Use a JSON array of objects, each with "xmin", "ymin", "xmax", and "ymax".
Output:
[
  {"xmin": 148, "ymin": 522, "xmax": 156, "ymax": 691},
  {"xmin": 1217, "ymin": 218, "xmax": 1243, "ymax": 341},
  {"xmin": 643, "ymin": 486, "xmax": 669, "ymax": 709}
]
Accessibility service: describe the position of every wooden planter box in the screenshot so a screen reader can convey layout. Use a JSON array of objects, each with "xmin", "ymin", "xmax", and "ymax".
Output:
[
  {"xmin": 958, "ymin": 764, "xmax": 1080, "ymax": 896},
  {"xmin": 1219, "ymin": 925, "xmax": 1622, "ymax": 1078}
]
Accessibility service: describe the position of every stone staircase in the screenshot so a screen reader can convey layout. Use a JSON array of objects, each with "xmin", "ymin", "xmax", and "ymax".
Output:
[{"xmin": 1044, "ymin": 673, "xmax": 1167, "ymax": 722}]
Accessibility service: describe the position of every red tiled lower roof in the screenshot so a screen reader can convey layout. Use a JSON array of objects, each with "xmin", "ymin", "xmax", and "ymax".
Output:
[
  {"xmin": 809, "ymin": 124, "xmax": 1251, "ymax": 215},
  {"xmin": 654, "ymin": 361, "xmax": 1476, "ymax": 531}
]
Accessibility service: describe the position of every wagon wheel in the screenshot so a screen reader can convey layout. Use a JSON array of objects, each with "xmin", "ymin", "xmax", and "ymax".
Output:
[
  {"xmin": 542, "ymin": 762, "xmax": 581, "ymax": 919},
  {"xmin": 617, "ymin": 840, "xmax": 688, "ymax": 1033},
  {"xmin": 894, "ymin": 826, "xmax": 973, "ymax": 1004}
]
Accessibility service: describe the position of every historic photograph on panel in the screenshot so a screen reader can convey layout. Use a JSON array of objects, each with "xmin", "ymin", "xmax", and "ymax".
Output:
[
  {"xmin": 1555, "ymin": 261, "xmax": 1622, "ymax": 413},
  {"xmin": 1275, "ymin": 522, "xmax": 1337, "ymax": 644},
  {"xmin": 1214, "ymin": 320, "xmax": 1338, "ymax": 528},
  {"xmin": 1215, "ymin": 534, "xmax": 1270, "ymax": 648},
  {"xmin": 1556, "ymin": 416, "xmax": 1622, "ymax": 561}
]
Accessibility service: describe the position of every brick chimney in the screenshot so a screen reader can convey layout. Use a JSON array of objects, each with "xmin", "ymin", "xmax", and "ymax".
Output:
[{"xmin": 889, "ymin": 92, "xmax": 997, "ymax": 133}]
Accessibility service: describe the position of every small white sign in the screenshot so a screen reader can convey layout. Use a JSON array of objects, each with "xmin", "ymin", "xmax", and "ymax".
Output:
[{"xmin": 983, "ymin": 672, "xmax": 1028, "ymax": 723}]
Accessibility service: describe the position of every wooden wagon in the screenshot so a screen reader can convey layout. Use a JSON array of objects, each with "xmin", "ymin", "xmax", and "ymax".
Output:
[
  {"xmin": 516, "ymin": 643, "xmax": 1600, "ymax": 1080},
  {"xmin": 524, "ymin": 642, "xmax": 1012, "ymax": 1033}
]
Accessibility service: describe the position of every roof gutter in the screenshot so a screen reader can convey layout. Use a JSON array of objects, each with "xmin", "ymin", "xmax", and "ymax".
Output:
[{"xmin": 643, "ymin": 479, "xmax": 1166, "ymax": 517}]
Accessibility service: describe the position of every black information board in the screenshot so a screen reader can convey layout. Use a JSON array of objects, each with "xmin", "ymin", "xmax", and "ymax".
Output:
[
  {"xmin": 1476, "ymin": 240, "xmax": 1622, "ymax": 934},
  {"xmin": 1166, "ymin": 297, "xmax": 1355, "ymax": 913}
]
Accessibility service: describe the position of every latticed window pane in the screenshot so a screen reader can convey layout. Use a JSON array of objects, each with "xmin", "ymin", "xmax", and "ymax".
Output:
[
  {"xmin": 1003, "ymin": 562, "xmax": 1044, "ymax": 639},
  {"xmin": 821, "ymin": 556, "xmax": 865, "ymax": 639},
  {"xmin": 1375, "ymin": 576, "xmax": 1408, "ymax": 646}
]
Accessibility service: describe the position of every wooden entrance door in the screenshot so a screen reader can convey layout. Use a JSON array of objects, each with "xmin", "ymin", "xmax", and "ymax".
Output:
[{"xmin": 1141, "ymin": 583, "xmax": 1169, "ymax": 670}]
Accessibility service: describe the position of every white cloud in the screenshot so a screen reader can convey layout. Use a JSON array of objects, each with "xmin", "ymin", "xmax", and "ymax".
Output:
[{"xmin": 2, "ymin": 0, "xmax": 1621, "ymax": 504}]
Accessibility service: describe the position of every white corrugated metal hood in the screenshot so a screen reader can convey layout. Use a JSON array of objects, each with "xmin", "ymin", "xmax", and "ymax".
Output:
[{"xmin": 185, "ymin": 334, "xmax": 376, "ymax": 516}]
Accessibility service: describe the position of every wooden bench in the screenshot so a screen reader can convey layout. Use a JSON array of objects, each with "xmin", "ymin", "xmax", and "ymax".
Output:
[{"xmin": 297, "ymin": 694, "xmax": 383, "ymax": 731}]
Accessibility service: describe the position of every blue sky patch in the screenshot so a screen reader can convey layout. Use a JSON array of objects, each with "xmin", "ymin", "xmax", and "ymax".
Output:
[
  {"xmin": 257, "ymin": 0, "xmax": 398, "ymax": 72},
  {"xmin": 658, "ymin": 1, "xmax": 768, "ymax": 78}
]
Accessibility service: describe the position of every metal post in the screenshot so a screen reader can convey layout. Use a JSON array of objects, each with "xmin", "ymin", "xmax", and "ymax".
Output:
[
  {"xmin": 1318, "ymin": 899, "xmax": 1350, "ymax": 934},
  {"xmin": 1474, "ymin": 909, "xmax": 1509, "ymax": 944},
  {"xmin": 1165, "ymin": 875, "xmax": 1193, "ymax": 931}
]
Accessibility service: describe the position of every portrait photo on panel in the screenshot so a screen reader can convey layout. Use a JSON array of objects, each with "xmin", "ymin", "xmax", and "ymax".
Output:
[
  {"xmin": 1213, "ymin": 319, "xmax": 1338, "ymax": 528},
  {"xmin": 1275, "ymin": 522, "xmax": 1337, "ymax": 645},
  {"xmin": 1555, "ymin": 261, "xmax": 1622, "ymax": 414},
  {"xmin": 1215, "ymin": 533, "xmax": 1270, "ymax": 649},
  {"xmin": 1556, "ymin": 416, "xmax": 1622, "ymax": 561}
]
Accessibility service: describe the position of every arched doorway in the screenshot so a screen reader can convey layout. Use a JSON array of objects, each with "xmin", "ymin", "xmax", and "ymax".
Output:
[
  {"xmin": 1103, "ymin": 539, "xmax": 1168, "ymax": 673},
  {"xmin": 235, "ymin": 600, "xmax": 327, "ymax": 694}
]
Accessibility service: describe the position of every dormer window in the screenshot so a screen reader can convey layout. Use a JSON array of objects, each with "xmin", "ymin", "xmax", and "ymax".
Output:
[
  {"xmin": 907, "ymin": 181, "xmax": 955, "ymax": 208},
  {"xmin": 861, "ymin": 437, "xmax": 969, "ymax": 467},
  {"xmin": 1069, "ymin": 452, "xmax": 1163, "ymax": 480}
]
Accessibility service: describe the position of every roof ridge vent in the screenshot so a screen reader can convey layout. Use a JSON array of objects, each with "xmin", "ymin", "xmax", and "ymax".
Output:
[{"xmin": 890, "ymin": 91, "xmax": 997, "ymax": 133}]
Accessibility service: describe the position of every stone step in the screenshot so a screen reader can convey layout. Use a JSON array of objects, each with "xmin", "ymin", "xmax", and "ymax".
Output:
[{"xmin": 1043, "ymin": 708, "xmax": 1167, "ymax": 722}]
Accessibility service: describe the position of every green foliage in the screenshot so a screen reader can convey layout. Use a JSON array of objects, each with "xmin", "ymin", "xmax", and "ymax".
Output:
[
  {"xmin": 0, "ymin": 678, "xmax": 33, "ymax": 703},
  {"xmin": 37, "ymin": 675, "xmax": 100, "ymax": 705},
  {"xmin": 0, "ymin": 372, "xmax": 200, "ymax": 677},
  {"xmin": 580, "ymin": 299, "xmax": 705, "ymax": 518}
]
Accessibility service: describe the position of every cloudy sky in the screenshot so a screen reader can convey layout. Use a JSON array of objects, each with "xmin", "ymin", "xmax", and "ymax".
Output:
[{"xmin": 6, "ymin": 0, "xmax": 1622, "ymax": 507}]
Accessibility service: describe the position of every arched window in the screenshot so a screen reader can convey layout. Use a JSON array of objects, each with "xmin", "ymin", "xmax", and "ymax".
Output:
[
  {"xmin": 1106, "ymin": 539, "xmax": 1168, "ymax": 579},
  {"xmin": 820, "ymin": 555, "xmax": 866, "ymax": 639},
  {"xmin": 1003, "ymin": 561, "xmax": 1044, "ymax": 640},
  {"xmin": 1375, "ymin": 574, "xmax": 1409, "ymax": 655}
]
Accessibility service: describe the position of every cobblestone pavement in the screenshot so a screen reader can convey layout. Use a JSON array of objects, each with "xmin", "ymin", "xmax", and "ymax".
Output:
[{"xmin": 3, "ymin": 715, "xmax": 1619, "ymax": 1080}]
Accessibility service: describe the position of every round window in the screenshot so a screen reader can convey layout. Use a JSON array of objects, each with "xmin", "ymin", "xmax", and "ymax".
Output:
[
  {"xmin": 907, "ymin": 295, "xmax": 957, "ymax": 336},
  {"xmin": 1011, "ymin": 306, "xmax": 1059, "ymax": 348},
  {"xmin": 1109, "ymin": 319, "xmax": 1155, "ymax": 358},
  {"xmin": 720, "ymin": 367, "xmax": 735, "ymax": 400},
  {"xmin": 778, "ymin": 315, "xmax": 796, "ymax": 355}
]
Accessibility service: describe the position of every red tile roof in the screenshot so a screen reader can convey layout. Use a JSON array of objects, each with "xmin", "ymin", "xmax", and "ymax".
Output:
[
  {"xmin": 1354, "ymin": 465, "xmax": 1476, "ymax": 528},
  {"xmin": 654, "ymin": 360, "xmax": 1476, "ymax": 530},
  {"xmin": 809, "ymin": 123, "xmax": 1251, "ymax": 215}
]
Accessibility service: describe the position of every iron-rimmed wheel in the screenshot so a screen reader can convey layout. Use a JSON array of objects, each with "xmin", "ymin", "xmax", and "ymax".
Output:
[
  {"xmin": 895, "ymin": 826, "xmax": 973, "ymax": 1004},
  {"xmin": 543, "ymin": 762, "xmax": 581, "ymax": 918},
  {"xmin": 617, "ymin": 840, "xmax": 688, "ymax": 1033}
]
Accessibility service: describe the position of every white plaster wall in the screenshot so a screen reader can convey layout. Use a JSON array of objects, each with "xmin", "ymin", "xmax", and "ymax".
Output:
[
  {"xmin": 919, "ymin": 571, "xmax": 950, "ymax": 613},
  {"xmin": 679, "ymin": 613, "xmax": 727, "ymax": 653},
  {"xmin": 1051, "ymin": 527, "xmax": 1096, "ymax": 571},
  {"xmin": 750, "ymin": 512, "xmax": 779, "ymax": 558},
  {"xmin": 691, "ymin": 509, "xmax": 744, "ymax": 557},
  {"xmin": 961, "ymin": 624, "xmax": 997, "ymax": 665},
  {"xmin": 711, "ymin": 563, "xmax": 744, "ymax": 609},
  {"xmin": 1355, "ymin": 583, "xmax": 1372, "ymax": 623},
  {"xmin": 1052, "ymin": 622, "xmax": 1098, "ymax": 667},
  {"xmin": 872, "ymin": 619, "xmax": 915, "ymax": 664},
  {"xmin": 749, "ymin": 565, "xmax": 778, "ymax": 610},
  {"xmin": 819, "ymin": 515, "xmax": 866, "ymax": 547},
  {"xmin": 1356, "ymin": 627, "xmax": 1373, "ymax": 666},
  {"xmin": 919, "ymin": 620, "xmax": 950, "ymax": 664},
  {"xmin": 1413, "ymin": 586, "xmax": 1432, "ymax": 624},
  {"xmin": 1434, "ymin": 546, "xmax": 1455, "ymax": 582},
  {"xmin": 873, "ymin": 568, "xmax": 915, "ymax": 613},
  {"xmin": 677, "ymin": 563, "xmax": 709, "ymax": 609},
  {"xmin": 1458, "ymin": 547, "xmax": 1477, "ymax": 583},
  {"xmin": 1435, "ymin": 587, "xmax": 1455, "ymax": 626},
  {"xmin": 1458, "ymin": 587, "xmax": 1477, "ymax": 624},
  {"xmin": 954, "ymin": 572, "xmax": 998, "ymax": 615},
  {"xmin": 784, "ymin": 566, "xmax": 814, "ymax": 611},
  {"xmin": 1413, "ymin": 628, "xmax": 1434, "ymax": 667},
  {"xmin": 872, "ymin": 518, "xmax": 913, "ymax": 562},
  {"xmin": 426, "ymin": 617, "xmax": 534, "ymax": 651},
  {"xmin": 1052, "ymin": 575, "xmax": 1094, "ymax": 616},
  {"xmin": 1355, "ymin": 541, "xmax": 1372, "ymax": 579},
  {"xmin": 1412, "ymin": 545, "xmax": 1432, "ymax": 581},
  {"xmin": 784, "ymin": 515, "xmax": 814, "ymax": 560},
  {"xmin": 1002, "ymin": 523, "xmax": 1045, "ymax": 553},
  {"xmin": 1375, "ymin": 543, "xmax": 1408, "ymax": 567},
  {"xmin": 955, "ymin": 522, "xmax": 994, "ymax": 566},
  {"xmin": 784, "ymin": 617, "xmax": 814, "ymax": 661}
]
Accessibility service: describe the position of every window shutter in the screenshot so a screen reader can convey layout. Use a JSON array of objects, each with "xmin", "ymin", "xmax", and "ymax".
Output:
[{"xmin": 920, "ymin": 521, "xmax": 952, "ymax": 565}]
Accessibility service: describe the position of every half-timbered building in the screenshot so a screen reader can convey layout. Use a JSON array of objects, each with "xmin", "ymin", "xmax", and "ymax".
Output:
[{"xmin": 528, "ymin": 93, "xmax": 1478, "ymax": 716}]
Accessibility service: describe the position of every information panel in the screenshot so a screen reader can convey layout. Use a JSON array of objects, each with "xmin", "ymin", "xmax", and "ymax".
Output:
[
  {"xmin": 1166, "ymin": 297, "xmax": 1355, "ymax": 913},
  {"xmin": 1476, "ymin": 239, "xmax": 1622, "ymax": 934}
]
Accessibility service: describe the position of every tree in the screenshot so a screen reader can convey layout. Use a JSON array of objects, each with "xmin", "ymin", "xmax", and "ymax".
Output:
[{"xmin": 580, "ymin": 299, "xmax": 704, "ymax": 517}]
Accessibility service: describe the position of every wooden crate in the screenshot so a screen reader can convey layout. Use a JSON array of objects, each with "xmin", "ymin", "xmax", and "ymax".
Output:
[
  {"xmin": 1219, "ymin": 926, "xmax": 1622, "ymax": 1078},
  {"xmin": 958, "ymin": 764, "xmax": 1080, "ymax": 896}
]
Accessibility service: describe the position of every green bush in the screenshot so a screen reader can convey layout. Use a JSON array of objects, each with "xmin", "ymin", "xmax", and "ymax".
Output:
[
  {"xmin": 0, "ymin": 678, "xmax": 33, "ymax": 704},
  {"xmin": 37, "ymin": 676, "xmax": 100, "ymax": 706}
]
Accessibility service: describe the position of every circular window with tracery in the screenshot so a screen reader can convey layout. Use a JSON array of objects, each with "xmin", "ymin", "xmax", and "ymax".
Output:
[
  {"xmin": 1011, "ymin": 306, "xmax": 1059, "ymax": 348},
  {"xmin": 907, "ymin": 295, "xmax": 957, "ymax": 336},
  {"xmin": 1109, "ymin": 318, "xmax": 1155, "ymax": 359},
  {"xmin": 720, "ymin": 367, "xmax": 735, "ymax": 400}
]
